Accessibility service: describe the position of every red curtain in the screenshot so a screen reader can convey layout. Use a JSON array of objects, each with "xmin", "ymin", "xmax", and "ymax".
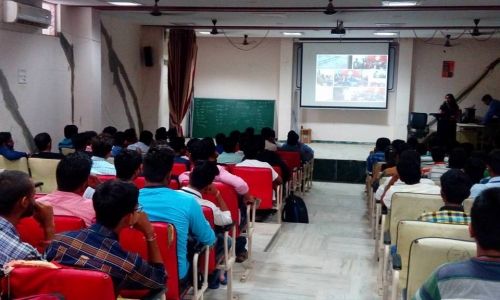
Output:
[{"xmin": 168, "ymin": 29, "xmax": 197, "ymax": 136}]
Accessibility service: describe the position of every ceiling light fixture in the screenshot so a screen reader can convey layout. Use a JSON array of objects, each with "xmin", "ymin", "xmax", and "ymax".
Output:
[
  {"xmin": 198, "ymin": 31, "xmax": 211, "ymax": 35},
  {"xmin": 108, "ymin": 1, "xmax": 141, "ymax": 6},
  {"xmin": 373, "ymin": 31, "xmax": 399, "ymax": 36},
  {"xmin": 381, "ymin": 1, "xmax": 420, "ymax": 7},
  {"xmin": 324, "ymin": 0, "xmax": 337, "ymax": 15},
  {"xmin": 282, "ymin": 32, "xmax": 303, "ymax": 36}
]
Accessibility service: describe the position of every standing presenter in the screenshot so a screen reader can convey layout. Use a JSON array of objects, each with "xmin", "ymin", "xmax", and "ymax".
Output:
[{"xmin": 438, "ymin": 93, "xmax": 460, "ymax": 152}]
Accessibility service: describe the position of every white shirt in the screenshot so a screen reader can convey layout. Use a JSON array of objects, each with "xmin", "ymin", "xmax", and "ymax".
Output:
[
  {"xmin": 236, "ymin": 159, "xmax": 279, "ymax": 181},
  {"xmin": 470, "ymin": 176, "xmax": 500, "ymax": 198},
  {"xmin": 90, "ymin": 156, "xmax": 116, "ymax": 176},
  {"xmin": 127, "ymin": 142, "xmax": 150, "ymax": 155},
  {"xmin": 376, "ymin": 178, "xmax": 439, "ymax": 208},
  {"xmin": 264, "ymin": 140, "xmax": 278, "ymax": 152},
  {"xmin": 180, "ymin": 187, "xmax": 233, "ymax": 226},
  {"xmin": 429, "ymin": 163, "xmax": 449, "ymax": 184}
]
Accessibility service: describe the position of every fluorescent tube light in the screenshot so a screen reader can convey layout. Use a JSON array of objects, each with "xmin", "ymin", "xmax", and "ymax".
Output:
[
  {"xmin": 382, "ymin": 1, "xmax": 419, "ymax": 6},
  {"xmin": 282, "ymin": 32, "xmax": 303, "ymax": 36},
  {"xmin": 108, "ymin": 2, "xmax": 142, "ymax": 6}
]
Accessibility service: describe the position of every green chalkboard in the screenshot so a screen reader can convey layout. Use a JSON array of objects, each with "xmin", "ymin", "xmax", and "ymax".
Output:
[{"xmin": 192, "ymin": 98, "xmax": 275, "ymax": 138}]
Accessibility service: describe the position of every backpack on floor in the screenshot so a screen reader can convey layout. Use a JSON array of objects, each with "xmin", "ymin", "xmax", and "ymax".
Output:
[{"xmin": 282, "ymin": 192, "xmax": 309, "ymax": 223}]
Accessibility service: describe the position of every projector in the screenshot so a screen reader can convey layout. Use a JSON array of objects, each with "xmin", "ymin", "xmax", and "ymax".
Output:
[{"xmin": 331, "ymin": 27, "xmax": 346, "ymax": 35}]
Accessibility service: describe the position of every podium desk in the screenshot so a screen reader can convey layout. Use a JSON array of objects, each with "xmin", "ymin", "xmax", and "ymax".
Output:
[{"xmin": 456, "ymin": 123, "xmax": 485, "ymax": 150}]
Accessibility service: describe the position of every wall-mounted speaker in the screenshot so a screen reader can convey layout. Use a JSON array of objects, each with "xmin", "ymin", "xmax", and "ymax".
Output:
[{"xmin": 143, "ymin": 46, "xmax": 153, "ymax": 67}]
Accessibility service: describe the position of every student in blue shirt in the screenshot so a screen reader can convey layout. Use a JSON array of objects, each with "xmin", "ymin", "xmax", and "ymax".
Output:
[
  {"xmin": 57, "ymin": 124, "xmax": 78, "ymax": 151},
  {"xmin": 366, "ymin": 137, "xmax": 390, "ymax": 173},
  {"xmin": 481, "ymin": 94, "xmax": 500, "ymax": 125},
  {"xmin": 139, "ymin": 147, "xmax": 216, "ymax": 282},
  {"xmin": 0, "ymin": 132, "xmax": 27, "ymax": 160}
]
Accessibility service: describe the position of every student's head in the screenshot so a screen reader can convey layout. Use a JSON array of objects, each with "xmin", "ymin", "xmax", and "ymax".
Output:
[
  {"xmin": 375, "ymin": 137, "xmax": 391, "ymax": 152},
  {"xmin": 124, "ymin": 128, "xmax": 138, "ymax": 145},
  {"xmin": 143, "ymin": 147, "xmax": 174, "ymax": 184},
  {"xmin": 223, "ymin": 136, "xmax": 238, "ymax": 153},
  {"xmin": 448, "ymin": 147, "xmax": 468, "ymax": 169},
  {"xmin": 287, "ymin": 130, "xmax": 300, "ymax": 146},
  {"xmin": 215, "ymin": 133, "xmax": 226, "ymax": 146},
  {"xmin": 115, "ymin": 150, "xmax": 142, "ymax": 181},
  {"xmin": 34, "ymin": 132, "xmax": 52, "ymax": 152},
  {"xmin": 91, "ymin": 135, "xmax": 113, "ymax": 158},
  {"xmin": 392, "ymin": 139, "xmax": 408, "ymax": 155},
  {"xmin": 481, "ymin": 94, "xmax": 493, "ymax": 105},
  {"xmin": 471, "ymin": 187, "xmax": 500, "ymax": 251},
  {"xmin": 113, "ymin": 131, "xmax": 126, "ymax": 147},
  {"xmin": 155, "ymin": 127, "xmax": 168, "ymax": 141},
  {"xmin": 189, "ymin": 160, "xmax": 220, "ymax": 192},
  {"xmin": 384, "ymin": 146, "xmax": 398, "ymax": 167},
  {"xmin": 189, "ymin": 139, "xmax": 215, "ymax": 161},
  {"xmin": 102, "ymin": 126, "xmax": 117, "ymax": 137},
  {"xmin": 242, "ymin": 135, "xmax": 264, "ymax": 159},
  {"xmin": 440, "ymin": 169, "xmax": 471, "ymax": 205},
  {"xmin": 464, "ymin": 157, "xmax": 486, "ymax": 184},
  {"xmin": 72, "ymin": 133, "xmax": 89, "ymax": 152},
  {"xmin": 64, "ymin": 125, "xmax": 78, "ymax": 139},
  {"xmin": 167, "ymin": 127, "xmax": 178, "ymax": 140},
  {"xmin": 407, "ymin": 137, "xmax": 418, "ymax": 150},
  {"xmin": 245, "ymin": 127, "xmax": 255, "ymax": 136},
  {"xmin": 0, "ymin": 170, "xmax": 35, "ymax": 219},
  {"xmin": 430, "ymin": 146, "xmax": 446, "ymax": 163},
  {"xmin": 397, "ymin": 150, "xmax": 421, "ymax": 185},
  {"xmin": 261, "ymin": 127, "xmax": 274, "ymax": 141},
  {"xmin": 56, "ymin": 152, "xmax": 92, "ymax": 193},
  {"xmin": 139, "ymin": 130, "xmax": 154, "ymax": 146},
  {"xmin": 202, "ymin": 138, "xmax": 217, "ymax": 159},
  {"xmin": 0, "ymin": 132, "xmax": 13, "ymax": 148},
  {"xmin": 169, "ymin": 136, "xmax": 187, "ymax": 155},
  {"xmin": 486, "ymin": 150, "xmax": 500, "ymax": 177},
  {"xmin": 92, "ymin": 180, "xmax": 139, "ymax": 230},
  {"xmin": 229, "ymin": 130, "xmax": 241, "ymax": 142}
]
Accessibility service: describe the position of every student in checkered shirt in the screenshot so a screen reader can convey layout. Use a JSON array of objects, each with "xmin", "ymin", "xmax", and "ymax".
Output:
[{"xmin": 418, "ymin": 169, "xmax": 472, "ymax": 225}]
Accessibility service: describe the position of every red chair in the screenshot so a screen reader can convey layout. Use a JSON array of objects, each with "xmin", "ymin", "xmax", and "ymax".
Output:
[
  {"xmin": 133, "ymin": 176, "xmax": 146, "ymax": 189},
  {"xmin": 119, "ymin": 222, "xmax": 209, "ymax": 300},
  {"xmin": 202, "ymin": 182, "xmax": 241, "ymax": 236},
  {"xmin": 277, "ymin": 151, "xmax": 302, "ymax": 193},
  {"xmin": 96, "ymin": 175, "xmax": 116, "ymax": 182},
  {"xmin": 230, "ymin": 166, "xmax": 274, "ymax": 210},
  {"xmin": 0, "ymin": 266, "xmax": 115, "ymax": 300},
  {"xmin": 17, "ymin": 216, "xmax": 86, "ymax": 252},
  {"xmin": 172, "ymin": 163, "xmax": 189, "ymax": 178}
]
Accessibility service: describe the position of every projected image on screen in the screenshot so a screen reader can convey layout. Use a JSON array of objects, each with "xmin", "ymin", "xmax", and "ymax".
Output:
[
  {"xmin": 300, "ymin": 42, "xmax": 390, "ymax": 109},
  {"xmin": 315, "ymin": 54, "xmax": 388, "ymax": 103}
]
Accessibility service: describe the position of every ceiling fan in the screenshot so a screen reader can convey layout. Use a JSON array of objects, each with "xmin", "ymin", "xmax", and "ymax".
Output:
[
  {"xmin": 324, "ymin": 0, "xmax": 337, "ymax": 15},
  {"xmin": 242, "ymin": 34, "xmax": 257, "ymax": 46},
  {"xmin": 210, "ymin": 19, "xmax": 219, "ymax": 35},
  {"xmin": 150, "ymin": 0, "xmax": 161, "ymax": 16},
  {"xmin": 470, "ymin": 19, "xmax": 495, "ymax": 37}
]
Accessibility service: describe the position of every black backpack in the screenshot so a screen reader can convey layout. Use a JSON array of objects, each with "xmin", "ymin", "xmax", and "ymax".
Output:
[{"xmin": 281, "ymin": 192, "xmax": 309, "ymax": 223}]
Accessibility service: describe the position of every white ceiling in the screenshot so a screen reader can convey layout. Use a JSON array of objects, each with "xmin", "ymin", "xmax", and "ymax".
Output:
[{"xmin": 49, "ymin": 0, "xmax": 500, "ymax": 38}]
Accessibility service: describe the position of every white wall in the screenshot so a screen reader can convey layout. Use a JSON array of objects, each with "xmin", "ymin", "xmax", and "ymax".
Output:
[{"xmin": 411, "ymin": 38, "xmax": 500, "ymax": 120}]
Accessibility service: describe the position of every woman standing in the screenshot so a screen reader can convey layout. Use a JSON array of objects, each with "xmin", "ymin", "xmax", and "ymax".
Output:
[{"xmin": 438, "ymin": 94, "xmax": 460, "ymax": 151}]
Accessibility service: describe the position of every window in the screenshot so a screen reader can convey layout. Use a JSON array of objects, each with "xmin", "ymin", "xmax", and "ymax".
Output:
[{"xmin": 42, "ymin": 2, "xmax": 57, "ymax": 36}]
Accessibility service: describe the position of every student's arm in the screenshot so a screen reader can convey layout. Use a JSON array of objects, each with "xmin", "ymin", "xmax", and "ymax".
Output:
[
  {"xmin": 32, "ymin": 202, "xmax": 55, "ymax": 247},
  {"xmin": 216, "ymin": 167, "xmax": 249, "ymax": 195},
  {"xmin": 189, "ymin": 199, "xmax": 216, "ymax": 246},
  {"xmin": 205, "ymin": 185, "xmax": 229, "ymax": 212},
  {"xmin": 133, "ymin": 212, "xmax": 163, "ymax": 265}
]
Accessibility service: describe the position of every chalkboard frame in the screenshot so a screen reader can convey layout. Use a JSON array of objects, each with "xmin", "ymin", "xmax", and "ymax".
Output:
[{"xmin": 191, "ymin": 98, "xmax": 276, "ymax": 138}]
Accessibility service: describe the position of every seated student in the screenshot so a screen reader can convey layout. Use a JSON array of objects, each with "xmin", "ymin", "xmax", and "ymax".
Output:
[
  {"xmin": 366, "ymin": 137, "xmax": 391, "ymax": 173},
  {"xmin": 237, "ymin": 135, "xmax": 283, "ymax": 188},
  {"xmin": 215, "ymin": 133, "xmax": 226, "ymax": 155},
  {"xmin": 124, "ymin": 128, "xmax": 139, "ymax": 148},
  {"xmin": 261, "ymin": 127, "xmax": 278, "ymax": 152},
  {"xmin": 470, "ymin": 150, "xmax": 500, "ymax": 198},
  {"xmin": 58, "ymin": 124, "xmax": 78, "ymax": 151},
  {"xmin": 37, "ymin": 152, "xmax": 96, "ymax": 226},
  {"xmin": 418, "ymin": 169, "xmax": 472, "ymax": 225},
  {"xmin": 0, "ymin": 171, "xmax": 54, "ymax": 266},
  {"xmin": 254, "ymin": 135, "xmax": 291, "ymax": 183},
  {"xmin": 414, "ymin": 187, "xmax": 500, "ymax": 300},
  {"xmin": 180, "ymin": 160, "xmax": 233, "ymax": 288},
  {"xmin": 128, "ymin": 130, "xmax": 153, "ymax": 155},
  {"xmin": 90, "ymin": 134, "xmax": 116, "ymax": 176},
  {"xmin": 0, "ymin": 132, "xmax": 28, "ymax": 160},
  {"xmin": 111, "ymin": 131, "xmax": 126, "ymax": 157},
  {"xmin": 280, "ymin": 130, "xmax": 314, "ymax": 162},
  {"xmin": 217, "ymin": 136, "xmax": 244, "ymax": 165},
  {"xmin": 31, "ymin": 132, "xmax": 64, "ymax": 159},
  {"xmin": 155, "ymin": 127, "xmax": 168, "ymax": 144},
  {"xmin": 169, "ymin": 136, "xmax": 190, "ymax": 169},
  {"xmin": 423, "ymin": 146, "xmax": 448, "ymax": 184},
  {"xmin": 375, "ymin": 150, "xmax": 439, "ymax": 208},
  {"xmin": 179, "ymin": 139, "xmax": 254, "ymax": 203},
  {"xmin": 46, "ymin": 180, "xmax": 166, "ymax": 295},
  {"xmin": 139, "ymin": 147, "xmax": 216, "ymax": 283},
  {"xmin": 464, "ymin": 156, "xmax": 487, "ymax": 184},
  {"xmin": 448, "ymin": 147, "xmax": 468, "ymax": 170},
  {"xmin": 101, "ymin": 126, "xmax": 117, "ymax": 137},
  {"xmin": 71, "ymin": 132, "xmax": 91, "ymax": 154},
  {"xmin": 115, "ymin": 149, "xmax": 142, "ymax": 182}
]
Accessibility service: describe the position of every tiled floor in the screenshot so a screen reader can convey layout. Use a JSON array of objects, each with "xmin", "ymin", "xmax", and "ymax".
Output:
[{"xmin": 204, "ymin": 182, "xmax": 379, "ymax": 300}]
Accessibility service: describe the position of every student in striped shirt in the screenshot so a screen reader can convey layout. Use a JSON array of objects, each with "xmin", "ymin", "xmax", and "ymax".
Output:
[{"xmin": 414, "ymin": 187, "xmax": 500, "ymax": 300}]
